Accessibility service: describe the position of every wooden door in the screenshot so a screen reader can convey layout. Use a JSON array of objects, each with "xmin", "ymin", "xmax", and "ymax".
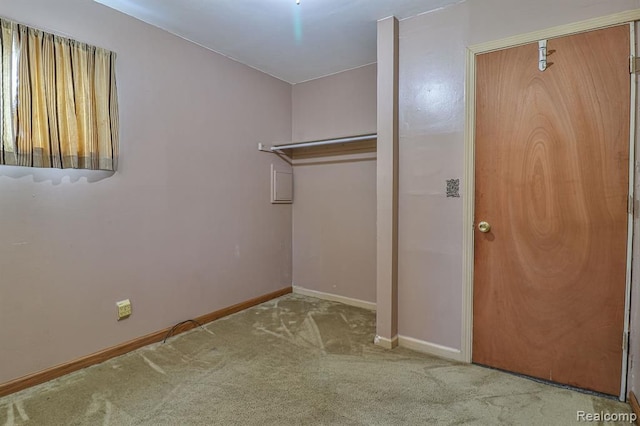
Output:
[{"xmin": 473, "ymin": 25, "xmax": 630, "ymax": 396}]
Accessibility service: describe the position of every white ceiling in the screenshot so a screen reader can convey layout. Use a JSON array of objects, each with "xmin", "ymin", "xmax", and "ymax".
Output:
[{"xmin": 94, "ymin": 0, "xmax": 462, "ymax": 84}]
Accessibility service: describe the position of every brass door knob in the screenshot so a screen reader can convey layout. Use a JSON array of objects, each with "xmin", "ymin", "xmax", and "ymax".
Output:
[{"xmin": 478, "ymin": 221, "xmax": 491, "ymax": 233}]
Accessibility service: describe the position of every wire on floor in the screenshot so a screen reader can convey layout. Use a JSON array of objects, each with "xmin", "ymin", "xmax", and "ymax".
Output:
[{"xmin": 163, "ymin": 319, "xmax": 205, "ymax": 343}]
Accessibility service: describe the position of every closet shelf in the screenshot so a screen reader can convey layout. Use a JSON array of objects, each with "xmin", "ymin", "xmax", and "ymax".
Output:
[{"xmin": 258, "ymin": 133, "xmax": 377, "ymax": 153}]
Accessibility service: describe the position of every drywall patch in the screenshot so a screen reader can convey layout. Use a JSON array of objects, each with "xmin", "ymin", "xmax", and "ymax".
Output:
[{"xmin": 446, "ymin": 179, "xmax": 460, "ymax": 198}]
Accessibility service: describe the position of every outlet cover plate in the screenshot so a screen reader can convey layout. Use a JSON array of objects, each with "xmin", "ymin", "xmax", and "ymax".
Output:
[{"xmin": 116, "ymin": 299, "xmax": 132, "ymax": 320}]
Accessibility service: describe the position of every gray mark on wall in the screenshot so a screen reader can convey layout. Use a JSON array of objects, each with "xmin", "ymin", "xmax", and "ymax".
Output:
[{"xmin": 446, "ymin": 179, "xmax": 460, "ymax": 198}]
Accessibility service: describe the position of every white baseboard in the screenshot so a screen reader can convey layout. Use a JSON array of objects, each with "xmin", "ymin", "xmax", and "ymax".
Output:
[
  {"xmin": 398, "ymin": 335, "xmax": 466, "ymax": 363},
  {"xmin": 374, "ymin": 334, "xmax": 399, "ymax": 349},
  {"xmin": 292, "ymin": 286, "xmax": 376, "ymax": 311}
]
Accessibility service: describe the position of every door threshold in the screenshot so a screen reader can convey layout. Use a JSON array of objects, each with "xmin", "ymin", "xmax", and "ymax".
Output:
[{"xmin": 473, "ymin": 363, "xmax": 620, "ymax": 401}]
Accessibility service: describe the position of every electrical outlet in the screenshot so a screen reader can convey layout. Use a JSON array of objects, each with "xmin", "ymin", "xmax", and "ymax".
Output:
[{"xmin": 116, "ymin": 299, "xmax": 132, "ymax": 320}]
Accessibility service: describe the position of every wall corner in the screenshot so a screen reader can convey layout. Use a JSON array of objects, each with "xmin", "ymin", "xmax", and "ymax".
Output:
[{"xmin": 376, "ymin": 16, "xmax": 399, "ymax": 343}]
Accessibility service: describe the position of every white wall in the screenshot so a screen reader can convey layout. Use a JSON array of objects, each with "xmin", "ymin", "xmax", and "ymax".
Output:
[
  {"xmin": 292, "ymin": 64, "xmax": 377, "ymax": 142},
  {"xmin": 0, "ymin": 0, "xmax": 292, "ymax": 384},
  {"xmin": 293, "ymin": 160, "xmax": 377, "ymax": 304},
  {"xmin": 393, "ymin": 0, "xmax": 639, "ymax": 359},
  {"xmin": 292, "ymin": 64, "xmax": 377, "ymax": 304}
]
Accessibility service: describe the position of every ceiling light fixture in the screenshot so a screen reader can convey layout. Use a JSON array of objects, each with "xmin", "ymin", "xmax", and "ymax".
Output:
[{"xmin": 296, "ymin": 0, "xmax": 300, "ymax": 4}]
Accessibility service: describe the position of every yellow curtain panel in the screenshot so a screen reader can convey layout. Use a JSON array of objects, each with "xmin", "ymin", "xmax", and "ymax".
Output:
[{"xmin": 0, "ymin": 18, "xmax": 119, "ymax": 171}]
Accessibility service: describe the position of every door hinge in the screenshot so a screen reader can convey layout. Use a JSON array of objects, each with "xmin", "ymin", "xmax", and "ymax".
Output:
[
  {"xmin": 629, "ymin": 195, "xmax": 634, "ymax": 215},
  {"xmin": 624, "ymin": 331, "xmax": 629, "ymax": 350},
  {"xmin": 631, "ymin": 56, "xmax": 640, "ymax": 74}
]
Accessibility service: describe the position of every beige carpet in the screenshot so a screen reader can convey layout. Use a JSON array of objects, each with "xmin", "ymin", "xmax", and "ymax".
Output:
[{"xmin": 0, "ymin": 294, "xmax": 632, "ymax": 425}]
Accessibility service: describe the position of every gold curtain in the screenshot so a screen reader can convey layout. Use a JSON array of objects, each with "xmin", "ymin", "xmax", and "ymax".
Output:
[{"xmin": 0, "ymin": 18, "xmax": 118, "ymax": 171}]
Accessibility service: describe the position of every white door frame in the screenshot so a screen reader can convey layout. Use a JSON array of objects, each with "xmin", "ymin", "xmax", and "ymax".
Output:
[{"xmin": 461, "ymin": 9, "xmax": 640, "ymax": 401}]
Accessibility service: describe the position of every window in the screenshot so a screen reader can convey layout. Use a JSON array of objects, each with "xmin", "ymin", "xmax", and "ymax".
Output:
[{"xmin": 1, "ymin": 18, "xmax": 119, "ymax": 171}]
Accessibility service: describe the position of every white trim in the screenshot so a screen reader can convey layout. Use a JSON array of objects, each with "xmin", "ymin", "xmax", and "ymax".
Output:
[
  {"xmin": 468, "ymin": 9, "xmax": 640, "ymax": 54},
  {"xmin": 462, "ymin": 10, "xmax": 640, "ymax": 399},
  {"xmin": 622, "ymin": 22, "xmax": 637, "ymax": 402},
  {"xmin": 374, "ymin": 334, "xmax": 398, "ymax": 349},
  {"xmin": 294, "ymin": 62, "xmax": 378, "ymax": 85},
  {"xmin": 461, "ymin": 47, "xmax": 476, "ymax": 365},
  {"xmin": 292, "ymin": 286, "xmax": 376, "ymax": 311},
  {"xmin": 398, "ymin": 335, "xmax": 465, "ymax": 363}
]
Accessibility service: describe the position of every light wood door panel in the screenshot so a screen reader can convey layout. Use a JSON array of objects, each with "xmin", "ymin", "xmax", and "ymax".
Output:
[{"xmin": 473, "ymin": 25, "xmax": 630, "ymax": 396}]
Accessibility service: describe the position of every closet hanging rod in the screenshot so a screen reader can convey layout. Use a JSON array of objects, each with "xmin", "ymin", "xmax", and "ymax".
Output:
[{"xmin": 270, "ymin": 133, "xmax": 377, "ymax": 151}]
